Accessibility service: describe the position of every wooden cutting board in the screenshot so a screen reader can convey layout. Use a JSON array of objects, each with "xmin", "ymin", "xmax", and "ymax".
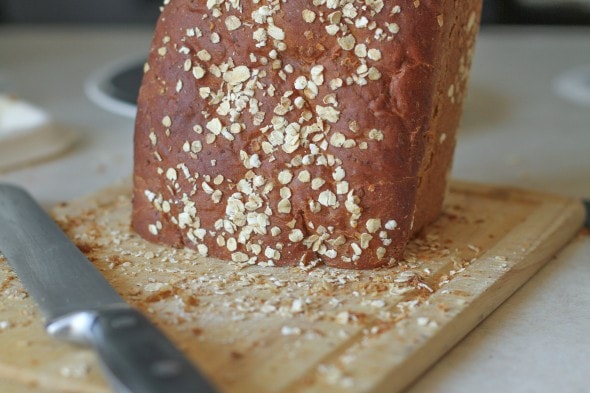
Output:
[{"xmin": 0, "ymin": 181, "xmax": 584, "ymax": 393}]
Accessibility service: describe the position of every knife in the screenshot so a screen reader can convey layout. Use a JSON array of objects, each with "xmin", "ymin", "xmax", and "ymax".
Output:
[{"xmin": 0, "ymin": 183, "xmax": 217, "ymax": 393}]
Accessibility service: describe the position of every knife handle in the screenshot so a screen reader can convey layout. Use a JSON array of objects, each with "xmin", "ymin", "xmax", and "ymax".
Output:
[{"xmin": 88, "ymin": 307, "xmax": 218, "ymax": 393}]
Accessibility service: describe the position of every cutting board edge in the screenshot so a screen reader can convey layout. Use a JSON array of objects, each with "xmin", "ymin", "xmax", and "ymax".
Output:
[
  {"xmin": 279, "ymin": 191, "xmax": 585, "ymax": 393},
  {"xmin": 366, "ymin": 192, "xmax": 586, "ymax": 393}
]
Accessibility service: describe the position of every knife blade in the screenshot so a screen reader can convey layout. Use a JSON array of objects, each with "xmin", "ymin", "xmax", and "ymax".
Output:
[{"xmin": 0, "ymin": 183, "xmax": 217, "ymax": 393}]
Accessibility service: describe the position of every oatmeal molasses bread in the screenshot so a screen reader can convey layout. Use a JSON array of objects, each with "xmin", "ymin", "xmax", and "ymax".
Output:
[{"xmin": 132, "ymin": 0, "xmax": 482, "ymax": 269}]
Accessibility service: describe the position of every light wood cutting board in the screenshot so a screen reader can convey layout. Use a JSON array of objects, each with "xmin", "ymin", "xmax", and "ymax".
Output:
[{"xmin": 0, "ymin": 181, "xmax": 584, "ymax": 393}]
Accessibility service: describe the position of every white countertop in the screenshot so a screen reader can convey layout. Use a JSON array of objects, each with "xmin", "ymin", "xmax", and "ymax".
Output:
[{"xmin": 0, "ymin": 25, "xmax": 589, "ymax": 393}]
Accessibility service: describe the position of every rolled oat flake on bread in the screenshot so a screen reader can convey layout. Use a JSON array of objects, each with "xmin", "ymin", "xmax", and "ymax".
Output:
[{"xmin": 132, "ymin": 0, "xmax": 482, "ymax": 269}]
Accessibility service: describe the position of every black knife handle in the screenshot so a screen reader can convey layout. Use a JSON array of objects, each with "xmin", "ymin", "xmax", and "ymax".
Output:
[{"xmin": 89, "ymin": 307, "xmax": 217, "ymax": 393}]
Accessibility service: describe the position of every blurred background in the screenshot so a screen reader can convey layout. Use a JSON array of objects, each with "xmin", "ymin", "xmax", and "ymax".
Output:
[
  {"xmin": 0, "ymin": 0, "xmax": 589, "ymax": 25},
  {"xmin": 0, "ymin": 0, "xmax": 162, "ymax": 25}
]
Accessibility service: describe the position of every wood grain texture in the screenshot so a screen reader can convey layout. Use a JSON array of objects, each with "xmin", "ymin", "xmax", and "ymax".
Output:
[{"xmin": 0, "ymin": 181, "xmax": 584, "ymax": 393}]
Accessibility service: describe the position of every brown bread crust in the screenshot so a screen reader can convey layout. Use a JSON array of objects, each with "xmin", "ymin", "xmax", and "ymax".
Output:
[{"xmin": 132, "ymin": 0, "xmax": 481, "ymax": 269}]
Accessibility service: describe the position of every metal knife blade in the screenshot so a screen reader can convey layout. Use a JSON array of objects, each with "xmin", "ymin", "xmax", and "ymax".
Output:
[
  {"xmin": 0, "ymin": 186, "xmax": 126, "ymax": 323},
  {"xmin": 0, "ymin": 183, "xmax": 217, "ymax": 393}
]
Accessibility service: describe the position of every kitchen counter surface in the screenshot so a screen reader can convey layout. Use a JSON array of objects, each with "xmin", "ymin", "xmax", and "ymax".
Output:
[{"xmin": 0, "ymin": 25, "xmax": 589, "ymax": 393}]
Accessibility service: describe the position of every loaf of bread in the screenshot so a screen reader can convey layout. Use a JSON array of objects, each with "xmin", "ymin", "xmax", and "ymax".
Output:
[{"xmin": 132, "ymin": 0, "xmax": 482, "ymax": 269}]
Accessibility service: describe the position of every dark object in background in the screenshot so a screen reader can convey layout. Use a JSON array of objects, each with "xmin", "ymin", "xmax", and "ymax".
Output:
[
  {"xmin": 1, "ymin": 0, "xmax": 589, "ymax": 25},
  {"xmin": 109, "ymin": 62, "xmax": 145, "ymax": 105},
  {"xmin": 0, "ymin": 0, "xmax": 161, "ymax": 25},
  {"xmin": 483, "ymin": 0, "xmax": 590, "ymax": 25}
]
